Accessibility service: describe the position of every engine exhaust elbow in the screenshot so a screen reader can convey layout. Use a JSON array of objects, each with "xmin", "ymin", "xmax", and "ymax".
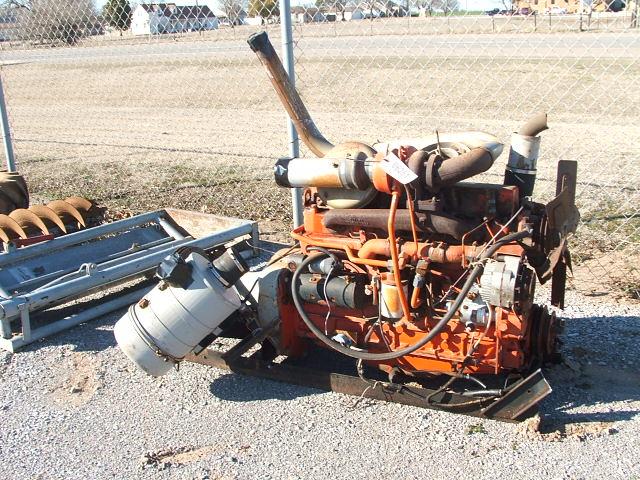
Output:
[
  {"xmin": 248, "ymin": 31, "xmax": 334, "ymax": 157},
  {"xmin": 505, "ymin": 112, "xmax": 548, "ymax": 198},
  {"xmin": 518, "ymin": 112, "xmax": 548, "ymax": 137}
]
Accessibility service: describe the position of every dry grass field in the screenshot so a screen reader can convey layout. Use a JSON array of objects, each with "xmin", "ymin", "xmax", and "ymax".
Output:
[{"xmin": 0, "ymin": 20, "xmax": 638, "ymax": 294}]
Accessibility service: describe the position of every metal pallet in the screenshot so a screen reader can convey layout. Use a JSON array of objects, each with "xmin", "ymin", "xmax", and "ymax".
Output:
[
  {"xmin": 186, "ymin": 348, "xmax": 551, "ymax": 423},
  {"xmin": 0, "ymin": 208, "xmax": 258, "ymax": 351}
]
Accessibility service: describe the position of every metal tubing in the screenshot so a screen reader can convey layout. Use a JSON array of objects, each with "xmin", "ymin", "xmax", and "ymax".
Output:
[
  {"xmin": 247, "ymin": 31, "xmax": 334, "ymax": 158},
  {"xmin": 274, "ymin": 157, "xmax": 370, "ymax": 190},
  {"xmin": 0, "ymin": 221, "xmax": 254, "ymax": 320},
  {"xmin": 20, "ymin": 236, "xmax": 190, "ymax": 295},
  {"xmin": 158, "ymin": 217, "xmax": 187, "ymax": 241},
  {"xmin": 322, "ymin": 209, "xmax": 477, "ymax": 240},
  {"xmin": 0, "ymin": 210, "xmax": 168, "ymax": 268},
  {"xmin": 0, "ymin": 75, "xmax": 16, "ymax": 173},
  {"xmin": 427, "ymin": 147, "xmax": 495, "ymax": 190},
  {"xmin": 517, "ymin": 112, "xmax": 548, "ymax": 137},
  {"xmin": 0, "ymin": 287, "xmax": 152, "ymax": 352},
  {"xmin": 13, "ymin": 237, "xmax": 176, "ymax": 292}
]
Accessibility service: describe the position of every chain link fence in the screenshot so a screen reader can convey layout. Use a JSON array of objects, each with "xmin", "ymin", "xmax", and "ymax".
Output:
[{"xmin": 0, "ymin": 0, "xmax": 638, "ymax": 297}]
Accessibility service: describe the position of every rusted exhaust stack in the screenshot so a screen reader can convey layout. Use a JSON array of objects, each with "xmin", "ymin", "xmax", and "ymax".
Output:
[
  {"xmin": 504, "ymin": 112, "xmax": 548, "ymax": 199},
  {"xmin": 247, "ymin": 31, "xmax": 334, "ymax": 157}
]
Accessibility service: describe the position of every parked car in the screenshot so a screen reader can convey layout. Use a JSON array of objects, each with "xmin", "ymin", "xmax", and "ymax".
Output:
[
  {"xmin": 545, "ymin": 6, "xmax": 568, "ymax": 14},
  {"xmin": 484, "ymin": 8, "xmax": 499, "ymax": 15}
]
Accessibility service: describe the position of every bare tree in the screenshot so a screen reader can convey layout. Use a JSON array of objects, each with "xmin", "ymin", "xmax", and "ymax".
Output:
[
  {"xmin": 15, "ymin": 0, "xmax": 96, "ymax": 45},
  {"xmin": 500, "ymin": 0, "xmax": 513, "ymax": 13},
  {"xmin": 219, "ymin": 0, "xmax": 244, "ymax": 26},
  {"xmin": 316, "ymin": 0, "xmax": 347, "ymax": 19},
  {"xmin": 416, "ymin": 0, "xmax": 459, "ymax": 15},
  {"xmin": 415, "ymin": 0, "xmax": 437, "ymax": 16},
  {"xmin": 440, "ymin": 0, "xmax": 459, "ymax": 13}
]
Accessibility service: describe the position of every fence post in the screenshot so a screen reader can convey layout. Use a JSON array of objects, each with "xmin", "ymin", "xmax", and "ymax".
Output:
[
  {"xmin": 279, "ymin": 0, "xmax": 303, "ymax": 228},
  {"xmin": 0, "ymin": 74, "xmax": 16, "ymax": 173},
  {"xmin": 579, "ymin": 8, "xmax": 583, "ymax": 31}
]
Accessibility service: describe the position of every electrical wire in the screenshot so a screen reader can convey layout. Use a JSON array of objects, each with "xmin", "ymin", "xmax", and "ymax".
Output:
[{"xmin": 323, "ymin": 261, "xmax": 336, "ymax": 336}]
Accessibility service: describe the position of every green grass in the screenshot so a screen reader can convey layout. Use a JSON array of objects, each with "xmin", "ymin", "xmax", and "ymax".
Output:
[{"xmin": 466, "ymin": 423, "xmax": 487, "ymax": 435}]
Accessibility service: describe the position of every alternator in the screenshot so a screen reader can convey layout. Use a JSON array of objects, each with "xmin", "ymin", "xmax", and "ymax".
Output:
[{"xmin": 479, "ymin": 257, "xmax": 520, "ymax": 308}]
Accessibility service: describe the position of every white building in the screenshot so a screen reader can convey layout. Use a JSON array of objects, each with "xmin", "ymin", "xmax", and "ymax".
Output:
[
  {"xmin": 211, "ymin": 7, "xmax": 248, "ymax": 26},
  {"xmin": 291, "ymin": 7, "xmax": 326, "ymax": 23},
  {"xmin": 131, "ymin": 3, "xmax": 218, "ymax": 36}
]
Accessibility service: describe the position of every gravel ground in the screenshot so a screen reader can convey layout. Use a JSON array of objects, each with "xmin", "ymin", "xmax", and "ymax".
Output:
[{"xmin": 0, "ymin": 287, "xmax": 638, "ymax": 480}]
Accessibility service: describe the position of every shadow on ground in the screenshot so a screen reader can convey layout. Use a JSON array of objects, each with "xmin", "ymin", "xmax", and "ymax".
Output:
[{"xmin": 208, "ymin": 371, "xmax": 320, "ymax": 402}]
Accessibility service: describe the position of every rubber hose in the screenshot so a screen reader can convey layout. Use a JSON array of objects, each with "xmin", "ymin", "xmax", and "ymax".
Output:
[{"xmin": 291, "ymin": 230, "xmax": 531, "ymax": 361}]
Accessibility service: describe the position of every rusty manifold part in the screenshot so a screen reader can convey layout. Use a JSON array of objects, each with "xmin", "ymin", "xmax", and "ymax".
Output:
[
  {"xmin": 275, "ymin": 146, "xmax": 496, "ymax": 195},
  {"xmin": 248, "ymin": 31, "xmax": 380, "ymax": 209},
  {"xmin": 322, "ymin": 208, "xmax": 478, "ymax": 240},
  {"xmin": 0, "ymin": 197, "xmax": 98, "ymax": 243},
  {"xmin": 357, "ymin": 238, "xmax": 480, "ymax": 264},
  {"xmin": 504, "ymin": 113, "xmax": 548, "ymax": 199},
  {"xmin": 423, "ymin": 148, "xmax": 495, "ymax": 191}
]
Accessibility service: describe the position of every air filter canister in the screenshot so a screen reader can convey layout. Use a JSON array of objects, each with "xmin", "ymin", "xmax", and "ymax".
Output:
[{"xmin": 114, "ymin": 248, "xmax": 247, "ymax": 376}]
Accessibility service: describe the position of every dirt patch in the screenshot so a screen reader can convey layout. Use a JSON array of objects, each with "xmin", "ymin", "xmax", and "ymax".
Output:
[
  {"xmin": 519, "ymin": 413, "xmax": 619, "ymax": 442},
  {"xmin": 570, "ymin": 250, "xmax": 640, "ymax": 303},
  {"xmin": 141, "ymin": 445, "xmax": 219, "ymax": 470},
  {"xmin": 49, "ymin": 351, "xmax": 103, "ymax": 407}
]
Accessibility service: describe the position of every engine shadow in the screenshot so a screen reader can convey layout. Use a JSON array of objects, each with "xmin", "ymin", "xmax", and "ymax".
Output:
[
  {"xmin": 538, "ymin": 314, "xmax": 640, "ymax": 427},
  {"xmin": 208, "ymin": 370, "xmax": 320, "ymax": 402}
]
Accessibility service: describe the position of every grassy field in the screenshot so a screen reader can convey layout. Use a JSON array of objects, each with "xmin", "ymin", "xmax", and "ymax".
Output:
[{"xmin": 1, "ymin": 23, "xmax": 638, "ymax": 294}]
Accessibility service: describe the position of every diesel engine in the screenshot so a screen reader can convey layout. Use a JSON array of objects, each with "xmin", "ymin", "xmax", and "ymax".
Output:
[{"xmin": 115, "ymin": 32, "xmax": 579, "ymax": 419}]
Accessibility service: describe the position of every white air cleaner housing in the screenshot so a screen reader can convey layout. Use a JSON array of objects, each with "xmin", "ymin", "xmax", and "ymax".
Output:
[{"xmin": 114, "ymin": 247, "xmax": 248, "ymax": 376}]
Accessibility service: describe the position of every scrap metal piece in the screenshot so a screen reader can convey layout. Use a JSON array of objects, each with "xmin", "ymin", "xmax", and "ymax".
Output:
[
  {"xmin": 546, "ymin": 159, "xmax": 579, "ymax": 238},
  {"xmin": 551, "ymin": 249, "xmax": 569, "ymax": 308},
  {"xmin": 535, "ymin": 160, "xmax": 579, "ymax": 285},
  {"xmin": 546, "ymin": 188, "xmax": 579, "ymax": 239},
  {"xmin": 9, "ymin": 208, "xmax": 50, "ymax": 235},
  {"xmin": 0, "ymin": 214, "xmax": 27, "ymax": 241},
  {"xmin": 0, "ymin": 171, "xmax": 29, "ymax": 215},
  {"xmin": 47, "ymin": 199, "xmax": 86, "ymax": 228},
  {"xmin": 482, "ymin": 369, "xmax": 552, "ymax": 420},
  {"xmin": 0, "ymin": 209, "xmax": 259, "ymax": 352}
]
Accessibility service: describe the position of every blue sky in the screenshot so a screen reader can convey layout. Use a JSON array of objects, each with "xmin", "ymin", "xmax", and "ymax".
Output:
[{"xmin": 94, "ymin": 0, "xmax": 506, "ymax": 11}]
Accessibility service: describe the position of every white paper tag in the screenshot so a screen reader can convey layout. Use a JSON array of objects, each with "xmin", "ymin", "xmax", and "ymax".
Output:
[{"xmin": 380, "ymin": 152, "xmax": 418, "ymax": 185}]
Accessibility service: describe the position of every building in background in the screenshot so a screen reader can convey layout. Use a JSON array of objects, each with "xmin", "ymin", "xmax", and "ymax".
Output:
[
  {"xmin": 514, "ymin": 0, "xmax": 627, "ymax": 13},
  {"xmin": 514, "ymin": 0, "xmax": 578, "ymax": 13},
  {"xmin": 130, "ymin": 3, "xmax": 218, "ymax": 35}
]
